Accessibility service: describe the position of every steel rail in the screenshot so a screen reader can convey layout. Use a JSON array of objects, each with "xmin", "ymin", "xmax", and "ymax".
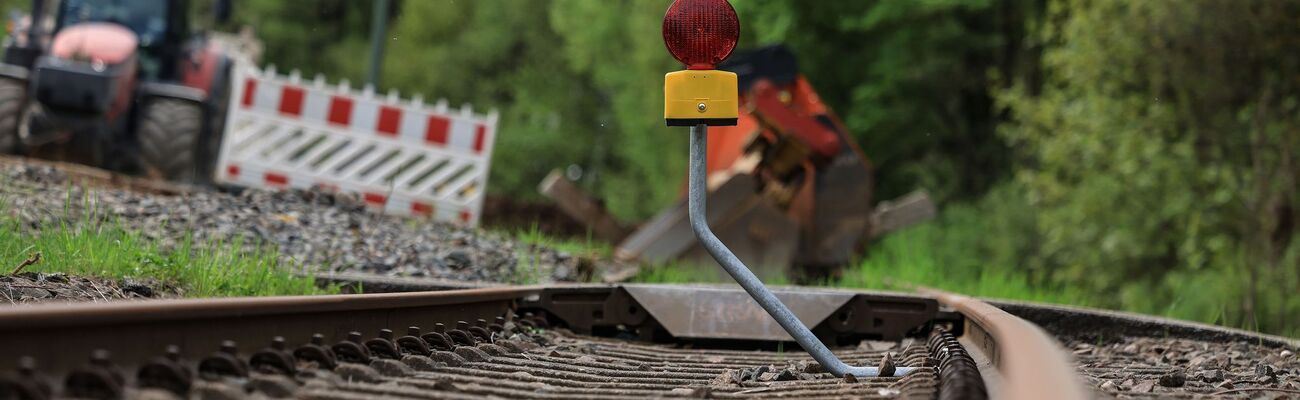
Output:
[
  {"xmin": 920, "ymin": 288, "xmax": 1091, "ymax": 400},
  {"xmin": 687, "ymin": 124, "xmax": 914, "ymax": 378},
  {"xmin": 0, "ymin": 286, "xmax": 540, "ymax": 377}
]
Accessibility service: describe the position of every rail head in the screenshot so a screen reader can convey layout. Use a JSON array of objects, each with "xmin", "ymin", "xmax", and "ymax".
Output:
[
  {"xmin": 922, "ymin": 289, "xmax": 1091, "ymax": 400},
  {"xmin": 0, "ymin": 286, "xmax": 540, "ymax": 330},
  {"xmin": 0, "ymin": 286, "xmax": 541, "ymax": 378}
]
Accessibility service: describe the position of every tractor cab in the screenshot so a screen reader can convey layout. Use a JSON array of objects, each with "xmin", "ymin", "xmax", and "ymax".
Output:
[{"xmin": 54, "ymin": 0, "xmax": 189, "ymax": 82}]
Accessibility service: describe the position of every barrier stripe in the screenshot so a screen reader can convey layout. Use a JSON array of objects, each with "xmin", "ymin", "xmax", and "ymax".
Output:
[
  {"xmin": 412, "ymin": 202, "xmax": 433, "ymax": 217},
  {"xmin": 265, "ymin": 172, "xmax": 288, "ymax": 187},
  {"xmin": 474, "ymin": 124, "xmax": 487, "ymax": 153},
  {"xmin": 280, "ymin": 86, "xmax": 305, "ymax": 116},
  {"xmin": 426, "ymin": 116, "xmax": 450, "ymax": 145},
  {"xmin": 377, "ymin": 106, "xmax": 401, "ymax": 136},
  {"xmin": 216, "ymin": 65, "xmax": 497, "ymax": 225},
  {"xmin": 328, "ymin": 96, "xmax": 352, "ymax": 126},
  {"xmin": 241, "ymin": 79, "xmax": 257, "ymax": 107},
  {"xmin": 363, "ymin": 192, "xmax": 388, "ymax": 207}
]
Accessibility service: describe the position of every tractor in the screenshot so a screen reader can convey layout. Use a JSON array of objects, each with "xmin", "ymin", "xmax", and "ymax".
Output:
[{"xmin": 0, "ymin": 0, "xmax": 237, "ymax": 182}]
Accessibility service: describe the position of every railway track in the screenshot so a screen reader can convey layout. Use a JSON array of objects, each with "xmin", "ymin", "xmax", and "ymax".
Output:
[{"xmin": 0, "ymin": 284, "xmax": 1094, "ymax": 399}]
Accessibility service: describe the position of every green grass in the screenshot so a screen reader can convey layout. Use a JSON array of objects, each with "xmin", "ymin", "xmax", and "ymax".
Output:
[
  {"xmin": 512, "ymin": 223, "xmax": 612, "ymax": 259},
  {"xmin": 507, "ymin": 224, "xmax": 614, "ymax": 284},
  {"xmin": 0, "ymin": 197, "xmax": 334, "ymax": 298},
  {"xmin": 833, "ymin": 225, "xmax": 1089, "ymax": 305},
  {"xmin": 635, "ymin": 260, "xmax": 719, "ymax": 284}
]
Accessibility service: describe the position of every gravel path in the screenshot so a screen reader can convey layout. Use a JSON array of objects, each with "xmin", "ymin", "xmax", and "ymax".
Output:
[
  {"xmin": 0, "ymin": 163, "xmax": 598, "ymax": 284},
  {"xmin": 1070, "ymin": 336, "xmax": 1299, "ymax": 399}
]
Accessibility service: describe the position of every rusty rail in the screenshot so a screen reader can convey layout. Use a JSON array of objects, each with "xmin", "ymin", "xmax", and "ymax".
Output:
[
  {"xmin": 0, "ymin": 282, "xmax": 1095, "ymax": 399},
  {"xmin": 0, "ymin": 286, "xmax": 538, "ymax": 378},
  {"xmin": 921, "ymin": 288, "xmax": 1091, "ymax": 400}
]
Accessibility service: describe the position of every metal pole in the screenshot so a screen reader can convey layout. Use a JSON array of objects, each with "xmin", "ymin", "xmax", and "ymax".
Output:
[
  {"xmin": 687, "ymin": 124, "xmax": 916, "ymax": 378},
  {"xmin": 28, "ymin": 0, "xmax": 44, "ymax": 46},
  {"xmin": 366, "ymin": 0, "xmax": 391, "ymax": 88}
]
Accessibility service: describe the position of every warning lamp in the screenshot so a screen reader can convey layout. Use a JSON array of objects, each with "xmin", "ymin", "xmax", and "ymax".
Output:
[
  {"xmin": 663, "ymin": 0, "xmax": 739, "ymax": 69},
  {"xmin": 662, "ymin": 0, "xmax": 909, "ymax": 379},
  {"xmin": 662, "ymin": 0, "xmax": 739, "ymax": 127}
]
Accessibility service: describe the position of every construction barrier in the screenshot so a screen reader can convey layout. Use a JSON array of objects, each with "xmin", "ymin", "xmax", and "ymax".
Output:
[{"xmin": 214, "ymin": 65, "xmax": 498, "ymax": 225}]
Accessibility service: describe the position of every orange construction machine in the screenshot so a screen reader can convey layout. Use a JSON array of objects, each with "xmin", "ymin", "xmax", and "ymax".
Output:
[{"xmin": 615, "ymin": 45, "xmax": 934, "ymax": 282}]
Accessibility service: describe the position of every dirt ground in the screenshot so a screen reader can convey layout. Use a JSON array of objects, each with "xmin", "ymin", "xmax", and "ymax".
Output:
[{"xmin": 0, "ymin": 272, "xmax": 180, "ymax": 305}]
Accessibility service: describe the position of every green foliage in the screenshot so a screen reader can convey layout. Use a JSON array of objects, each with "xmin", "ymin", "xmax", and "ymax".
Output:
[
  {"xmin": 0, "ymin": 201, "xmax": 332, "ymax": 298},
  {"xmin": 837, "ymin": 183, "xmax": 1087, "ymax": 304},
  {"xmin": 548, "ymin": 1, "xmax": 687, "ymax": 219},
  {"xmin": 0, "ymin": 0, "xmax": 25, "ymax": 13},
  {"xmin": 231, "ymin": 0, "xmax": 374, "ymax": 83},
  {"xmin": 999, "ymin": 0, "xmax": 1300, "ymax": 334}
]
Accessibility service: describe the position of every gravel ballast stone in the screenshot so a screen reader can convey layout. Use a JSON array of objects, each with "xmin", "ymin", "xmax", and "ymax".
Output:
[
  {"xmin": 1071, "ymin": 336, "xmax": 1300, "ymax": 398},
  {"xmin": 0, "ymin": 163, "xmax": 591, "ymax": 283}
]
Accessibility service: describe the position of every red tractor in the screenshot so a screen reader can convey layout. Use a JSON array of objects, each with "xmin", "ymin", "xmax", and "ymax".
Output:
[{"xmin": 0, "ymin": 0, "xmax": 236, "ymax": 182}]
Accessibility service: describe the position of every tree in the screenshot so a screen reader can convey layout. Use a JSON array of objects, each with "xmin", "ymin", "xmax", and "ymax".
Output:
[
  {"xmin": 1001, "ymin": 0, "xmax": 1300, "ymax": 333},
  {"xmin": 548, "ymin": 0, "xmax": 685, "ymax": 219},
  {"xmin": 232, "ymin": 0, "xmax": 376, "ymax": 83}
]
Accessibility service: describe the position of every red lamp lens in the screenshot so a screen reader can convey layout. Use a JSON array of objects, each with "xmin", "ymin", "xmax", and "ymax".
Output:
[{"xmin": 662, "ymin": 0, "xmax": 740, "ymax": 70}]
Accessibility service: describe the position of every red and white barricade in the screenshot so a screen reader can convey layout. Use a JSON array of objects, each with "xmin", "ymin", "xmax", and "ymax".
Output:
[{"xmin": 214, "ymin": 65, "xmax": 498, "ymax": 225}]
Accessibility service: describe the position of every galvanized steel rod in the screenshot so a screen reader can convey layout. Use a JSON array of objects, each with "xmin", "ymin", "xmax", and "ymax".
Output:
[{"xmin": 687, "ymin": 124, "xmax": 915, "ymax": 378}]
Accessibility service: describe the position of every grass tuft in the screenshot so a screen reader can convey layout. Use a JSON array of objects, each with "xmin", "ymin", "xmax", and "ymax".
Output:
[
  {"xmin": 509, "ymin": 223, "xmax": 614, "ymax": 284},
  {"xmin": 513, "ymin": 223, "xmax": 611, "ymax": 259},
  {"xmin": 0, "ymin": 195, "xmax": 333, "ymax": 298}
]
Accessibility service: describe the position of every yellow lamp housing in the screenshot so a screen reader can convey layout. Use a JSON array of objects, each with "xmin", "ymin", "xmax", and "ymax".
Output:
[{"xmin": 664, "ymin": 69, "xmax": 738, "ymax": 126}]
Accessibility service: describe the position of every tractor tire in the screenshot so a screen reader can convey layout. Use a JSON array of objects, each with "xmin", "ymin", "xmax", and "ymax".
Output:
[
  {"xmin": 0, "ymin": 77, "xmax": 25, "ymax": 155},
  {"xmin": 138, "ymin": 98, "xmax": 203, "ymax": 182}
]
